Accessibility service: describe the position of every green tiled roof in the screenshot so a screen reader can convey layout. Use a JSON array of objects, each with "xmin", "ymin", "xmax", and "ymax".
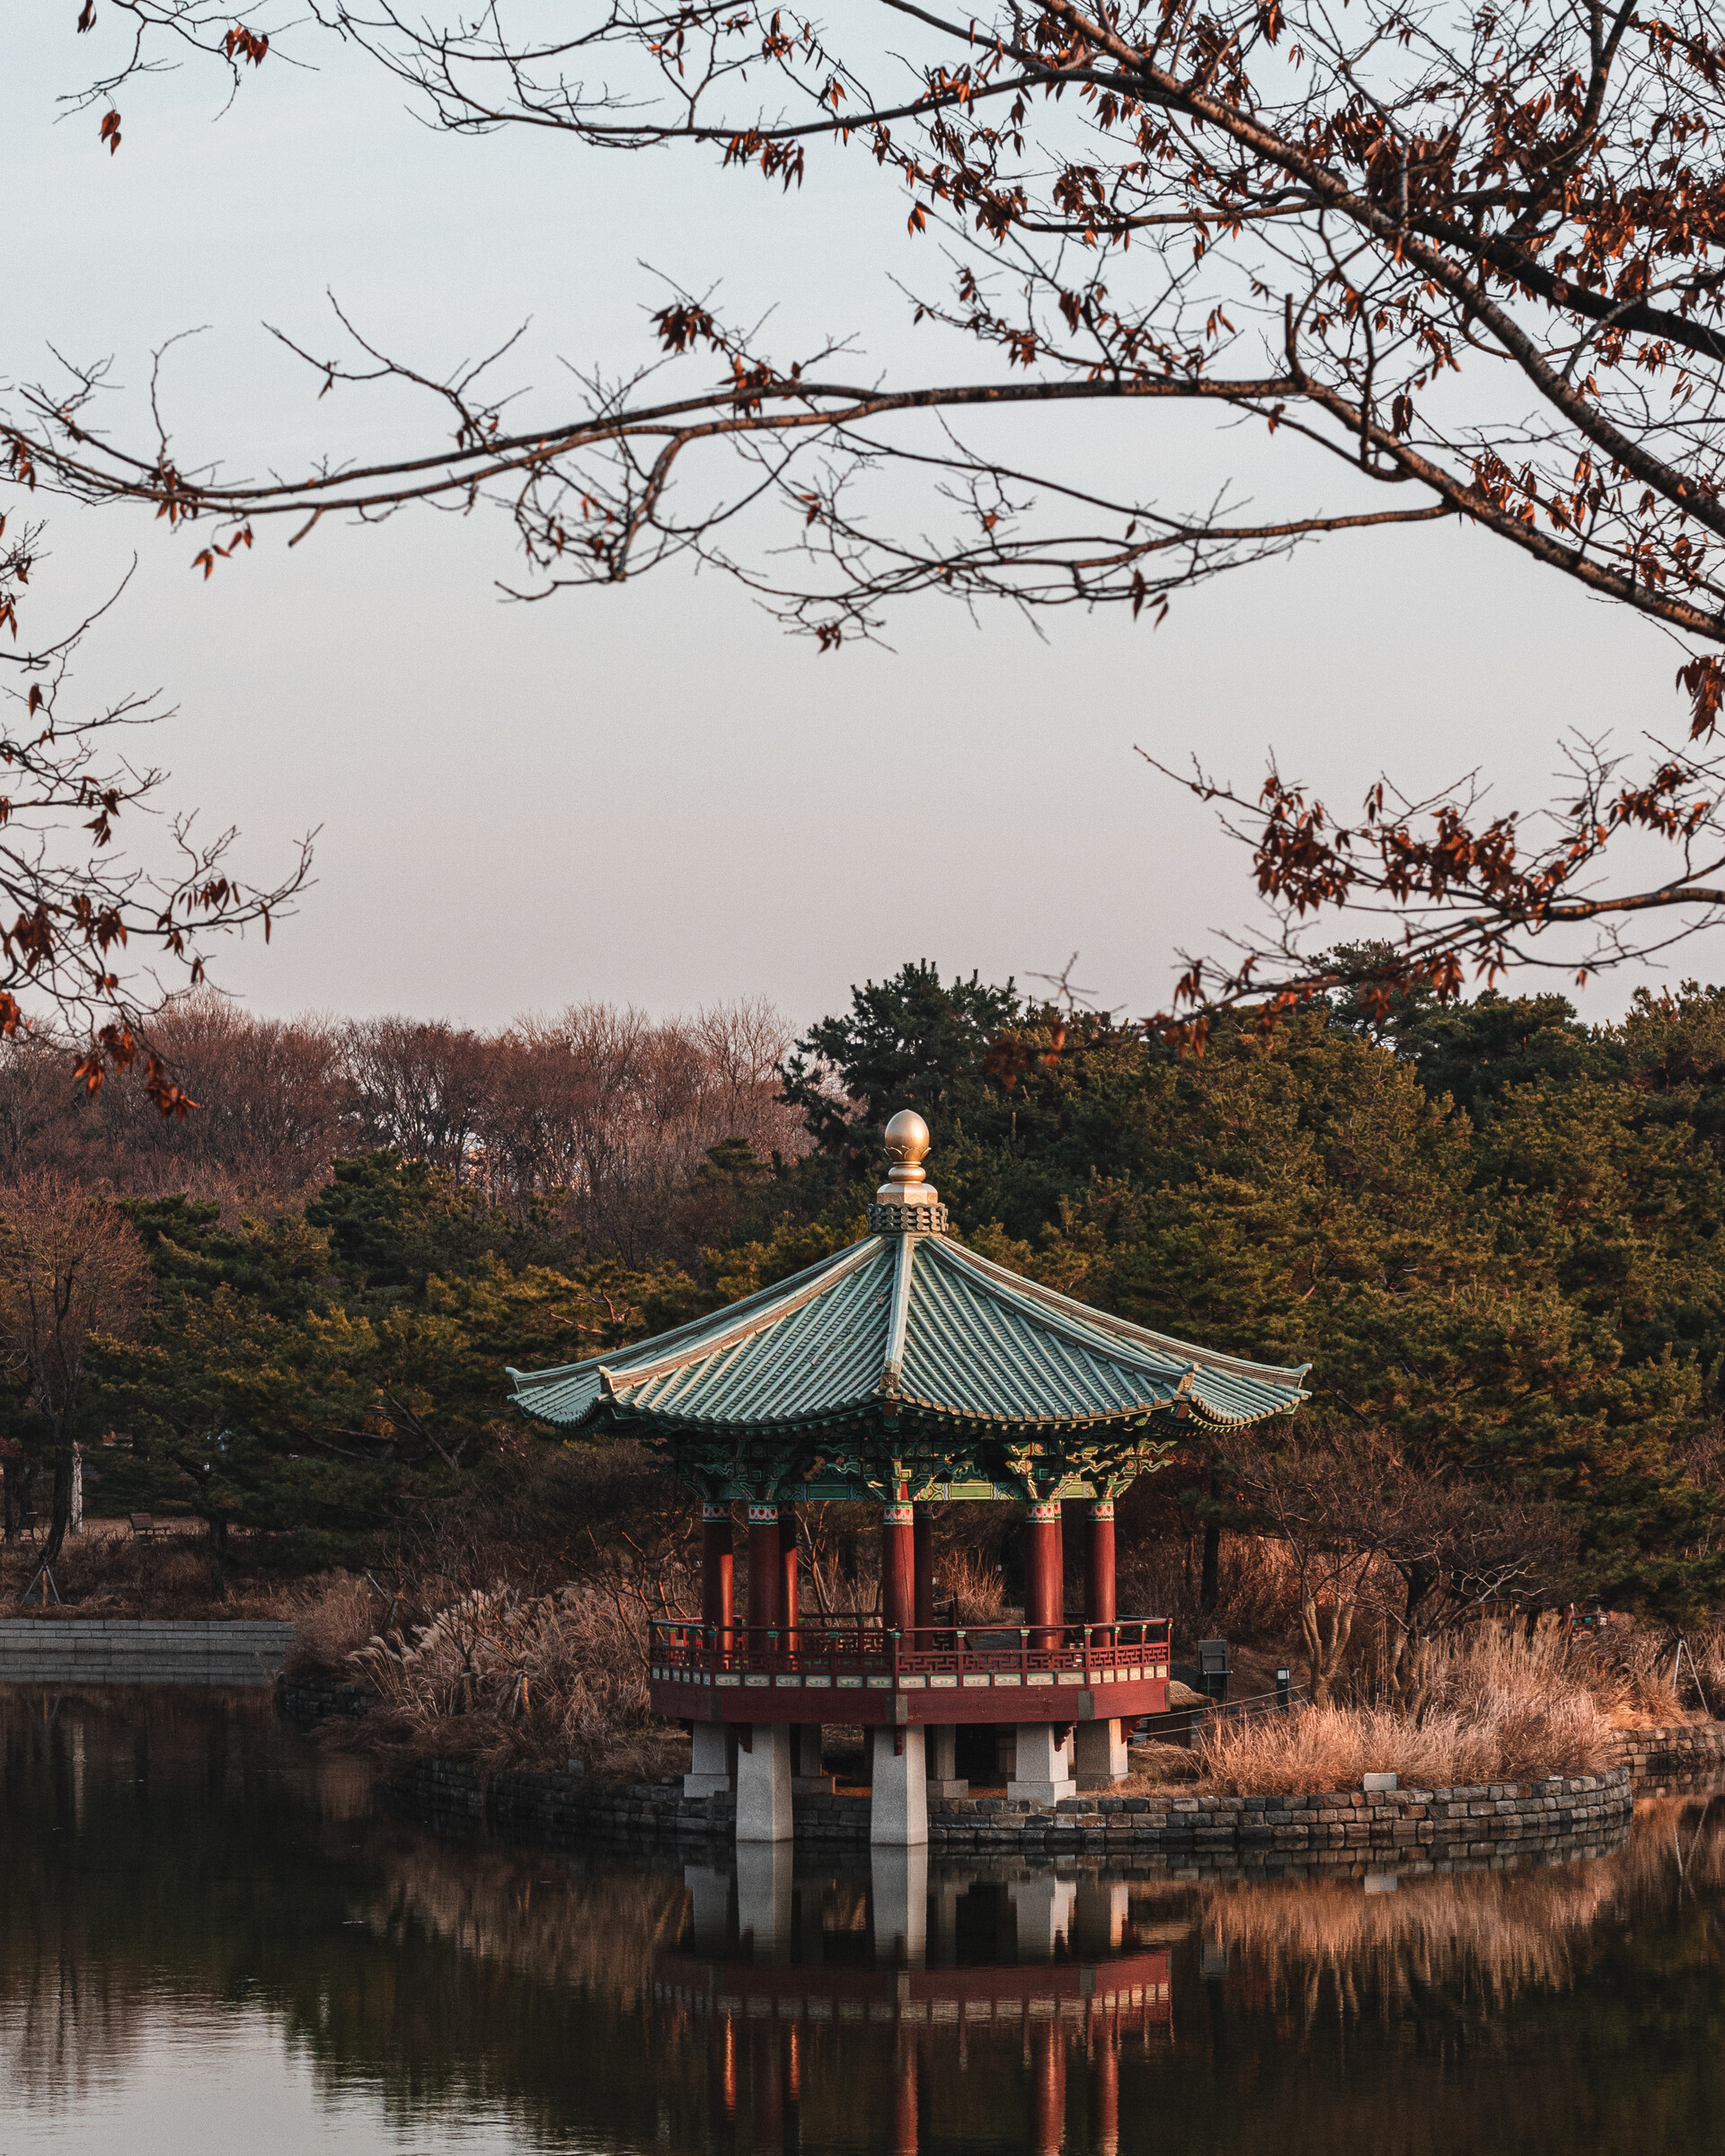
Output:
[{"xmin": 509, "ymin": 1227, "xmax": 1307, "ymax": 1451}]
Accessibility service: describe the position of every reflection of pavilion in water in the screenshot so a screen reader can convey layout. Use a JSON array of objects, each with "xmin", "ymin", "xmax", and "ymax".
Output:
[{"xmin": 654, "ymin": 1855, "xmax": 1171, "ymax": 2154}]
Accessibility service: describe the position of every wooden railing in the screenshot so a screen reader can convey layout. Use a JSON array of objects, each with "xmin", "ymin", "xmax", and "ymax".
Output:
[{"xmin": 648, "ymin": 1613, "xmax": 1172, "ymax": 1689}]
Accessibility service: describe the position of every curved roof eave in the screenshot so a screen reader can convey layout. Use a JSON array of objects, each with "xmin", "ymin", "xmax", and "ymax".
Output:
[
  {"xmin": 507, "ymin": 1206, "xmax": 1311, "ymax": 1441},
  {"xmin": 523, "ymin": 1387, "xmax": 1295, "ymax": 1442},
  {"xmin": 504, "ymin": 1234, "xmax": 885, "ymax": 1394},
  {"xmin": 936, "ymin": 1238, "xmax": 1311, "ymax": 1391}
]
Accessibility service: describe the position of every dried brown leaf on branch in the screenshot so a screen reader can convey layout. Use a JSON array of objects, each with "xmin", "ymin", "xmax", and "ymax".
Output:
[{"xmin": 0, "ymin": 529, "xmax": 312, "ymax": 1102}]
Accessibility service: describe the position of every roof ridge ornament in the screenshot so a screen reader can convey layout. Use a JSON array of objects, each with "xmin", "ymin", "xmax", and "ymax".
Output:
[{"xmin": 868, "ymin": 1109, "xmax": 949, "ymax": 1234}]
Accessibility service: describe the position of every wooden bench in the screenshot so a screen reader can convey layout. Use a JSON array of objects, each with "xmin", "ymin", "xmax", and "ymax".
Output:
[{"xmin": 128, "ymin": 1513, "xmax": 172, "ymax": 1541}]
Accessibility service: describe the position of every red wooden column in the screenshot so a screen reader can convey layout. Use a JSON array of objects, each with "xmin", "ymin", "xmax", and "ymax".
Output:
[
  {"xmin": 882, "ymin": 1502, "xmax": 916, "ymax": 1640},
  {"xmin": 750, "ymin": 2028, "xmax": 783, "ymax": 2152},
  {"xmin": 748, "ymin": 1501, "xmax": 782, "ymax": 1652},
  {"xmin": 701, "ymin": 1503, "xmax": 734, "ymax": 1659},
  {"xmin": 1085, "ymin": 1499, "xmax": 1117, "ymax": 1645},
  {"xmin": 780, "ymin": 1508, "xmax": 800, "ymax": 1657},
  {"xmin": 1023, "ymin": 1500, "xmax": 1064, "ymax": 1648},
  {"xmin": 710, "ymin": 2014, "xmax": 737, "ymax": 2126},
  {"xmin": 913, "ymin": 1503, "xmax": 935, "ymax": 1648}
]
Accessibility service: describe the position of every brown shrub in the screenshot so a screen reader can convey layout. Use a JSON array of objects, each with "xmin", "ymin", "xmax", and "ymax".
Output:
[{"xmin": 282, "ymin": 1572, "xmax": 382, "ymax": 1679}]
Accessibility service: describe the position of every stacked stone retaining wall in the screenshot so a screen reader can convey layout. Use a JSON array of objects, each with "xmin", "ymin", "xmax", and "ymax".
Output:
[
  {"xmin": 402, "ymin": 1754, "xmax": 1634, "ymax": 1873},
  {"xmin": 1615, "ymin": 1720, "xmax": 1725, "ymax": 1792},
  {"xmin": 275, "ymin": 1674, "xmax": 374, "ymax": 1720},
  {"xmin": 0, "ymin": 1618, "xmax": 295, "ymax": 1684}
]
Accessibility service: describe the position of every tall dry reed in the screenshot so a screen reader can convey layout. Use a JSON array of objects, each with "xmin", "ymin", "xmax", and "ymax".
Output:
[
  {"xmin": 346, "ymin": 1580, "xmax": 677, "ymax": 1780},
  {"xmin": 1199, "ymin": 1628, "xmax": 1616, "ymax": 1792},
  {"xmin": 939, "ymin": 1549, "xmax": 1006, "ymax": 1625}
]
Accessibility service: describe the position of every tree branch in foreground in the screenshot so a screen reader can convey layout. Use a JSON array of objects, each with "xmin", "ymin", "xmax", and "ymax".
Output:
[
  {"xmin": 0, "ymin": 519, "xmax": 313, "ymax": 1104},
  {"xmin": 31, "ymin": 0, "xmax": 1725, "ymax": 1006}
]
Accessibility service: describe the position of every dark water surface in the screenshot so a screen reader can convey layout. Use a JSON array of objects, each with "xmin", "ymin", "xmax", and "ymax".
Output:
[{"xmin": 1, "ymin": 1691, "xmax": 1722, "ymax": 2156}]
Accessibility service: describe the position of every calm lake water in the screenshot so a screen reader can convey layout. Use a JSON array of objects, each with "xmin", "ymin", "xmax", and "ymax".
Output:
[{"xmin": 1, "ymin": 1690, "xmax": 1721, "ymax": 2156}]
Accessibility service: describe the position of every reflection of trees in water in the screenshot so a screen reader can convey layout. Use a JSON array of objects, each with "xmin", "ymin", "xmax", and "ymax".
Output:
[
  {"xmin": 0, "ymin": 1686, "xmax": 288, "ymax": 2109},
  {"xmin": 1189, "ymin": 1863, "xmax": 1616, "ymax": 2019},
  {"xmin": 364, "ymin": 1841, "xmax": 686, "ymax": 2004},
  {"xmin": 1179, "ymin": 1795, "xmax": 1725, "ymax": 2029},
  {"xmin": 6, "ymin": 1687, "xmax": 1725, "ymax": 2156},
  {"xmin": 0, "ymin": 1686, "xmax": 708, "ymax": 2149}
]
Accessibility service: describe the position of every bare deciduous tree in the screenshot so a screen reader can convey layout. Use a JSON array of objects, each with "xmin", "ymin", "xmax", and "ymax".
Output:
[
  {"xmin": 0, "ymin": 533, "xmax": 310, "ymax": 1093},
  {"xmin": 0, "ymin": 992, "xmax": 807, "ymax": 1251},
  {"xmin": 0, "ymin": 1174, "xmax": 151, "ymax": 1577},
  {"xmin": 1217, "ymin": 1429, "xmax": 1579, "ymax": 1711},
  {"xmin": 22, "ymin": 0, "xmax": 1725, "ymax": 1012}
]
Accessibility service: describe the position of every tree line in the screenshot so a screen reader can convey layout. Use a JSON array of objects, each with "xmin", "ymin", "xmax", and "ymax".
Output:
[
  {"xmin": 0, "ymin": 994, "xmax": 803, "ymax": 1252},
  {"xmin": 3, "ymin": 960, "xmax": 1725, "ymax": 1662}
]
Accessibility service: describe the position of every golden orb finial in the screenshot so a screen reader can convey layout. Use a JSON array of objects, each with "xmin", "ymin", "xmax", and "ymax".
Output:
[{"xmin": 876, "ymin": 1109, "xmax": 937, "ymax": 1207}]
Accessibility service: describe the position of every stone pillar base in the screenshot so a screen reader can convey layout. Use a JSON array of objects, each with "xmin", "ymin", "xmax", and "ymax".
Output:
[
  {"xmin": 790, "ymin": 1723, "xmax": 832, "ymax": 1794},
  {"xmin": 1007, "ymin": 1722, "xmax": 1075, "ymax": 1805},
  {"xmin": 1075, "ymin": 1880, "xmax": 1128, "ymax": 1957},
  {"xmin": 684, "ymin": 1719, "xmax": 736, "ymax": 1798},
  {"xmin": 1010, "ymin": 1874, "xmax": 1077, "ymax": 1957},
  {"xmin": 870, "ymin": 1725, "xmax": 929, "ymax": 1846},
  {"xmin": 684, "ymin": 1862, "xmax": 731, "ymax": 1955},
  {"xmin": 1074, "ymin": 1716, "xmax": 1128, "ymax": 1789},
  {"xmin": 925, "ymin": 1722, "xmax": 967, "ymax": 1800},
  {"xmin": 736, "ymin": 1723, "xmax": 794, "ymax": 1842}
]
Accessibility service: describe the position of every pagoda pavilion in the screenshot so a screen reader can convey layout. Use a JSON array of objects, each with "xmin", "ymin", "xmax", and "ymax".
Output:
[{"xmin": 509, "ymin": 1112, "xmax": 1307, "ymax": 1848}]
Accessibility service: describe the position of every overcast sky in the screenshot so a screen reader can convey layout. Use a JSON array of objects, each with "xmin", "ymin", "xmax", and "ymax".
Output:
[{"xmin": 4, "ymin": 13, "xmax": 1715, "ymax": 1037}]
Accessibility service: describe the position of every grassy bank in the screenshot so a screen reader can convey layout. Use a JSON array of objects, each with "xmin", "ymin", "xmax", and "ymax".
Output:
[{"xmin": 0, "ymin": 1517, "xmax": 332, "ymax": 1620}]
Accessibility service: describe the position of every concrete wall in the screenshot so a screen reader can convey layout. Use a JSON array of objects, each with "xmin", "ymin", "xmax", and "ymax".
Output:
[{"xmin": 0, "ymin": 1619, "xmax": 296, "ymax": 1685}]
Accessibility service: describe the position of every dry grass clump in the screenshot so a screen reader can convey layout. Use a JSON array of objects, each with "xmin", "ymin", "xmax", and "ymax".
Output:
[
  {"xmin": 1117, "ymin": 1740, "xmax": 1202, "ymax": 1791},
  {"xmin": 1686, "ymin": 1627, "xmax": 1725, "ymax": 1715},
  {"xmin": 1199, "ymin": 1703, "xmax": 1500, "ymax": 1793},
  {"xmin": 1199, "ymin": 1629, "xmax": 1615, "ymax": 1793},
  {"xmin": 1116, "ymin": 1531, "xmax": 1303, "ymax": 1648},
  {"xmin": 1571, "ymin": 1624, "xmax": 1688, "ymax": 1726},
  {"xmin": 344, "ymin": 1581, "xmax": 680, "ymax": 1783},
  {"xmin": 940, "ymin": 1549, "xmax": 1006, "ymax": 1626},
  {"xmin": 282, "ymin": 1572, "xmax": 380, "ymax": 1680}
]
